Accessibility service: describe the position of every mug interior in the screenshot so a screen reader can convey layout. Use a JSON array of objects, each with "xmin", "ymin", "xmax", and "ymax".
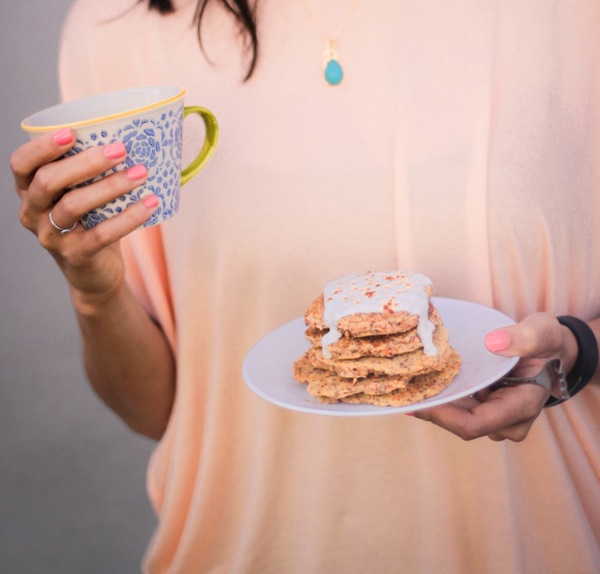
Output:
[{"xmin": 22, "ymin": 85, "xmax": 185, "ymax": 132}]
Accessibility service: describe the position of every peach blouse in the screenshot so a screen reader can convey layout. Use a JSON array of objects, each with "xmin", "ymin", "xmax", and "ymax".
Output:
[{"xmin": 60, "ymin": 1, "xmax": 600, "ymax": 572}]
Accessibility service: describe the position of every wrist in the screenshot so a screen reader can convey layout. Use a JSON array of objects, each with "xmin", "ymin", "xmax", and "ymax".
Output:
[
  {"xmin": 69, "ymin": 282, "xmax": 129, "ymax": 318},
  {"xmin": 545, "ymin": 316, "xmax": 599, "ymax": 407}
]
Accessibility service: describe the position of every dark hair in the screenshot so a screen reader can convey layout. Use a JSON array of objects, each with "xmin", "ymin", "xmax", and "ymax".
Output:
[{"xmin": 147, "ymin": 0, "xmax": 258, "ymax": 80}]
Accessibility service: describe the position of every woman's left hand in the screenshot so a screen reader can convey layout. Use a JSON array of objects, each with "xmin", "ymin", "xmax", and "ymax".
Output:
[{"xmin": 413, "ymin": 312, "xmax": 577, "ymax": 442}]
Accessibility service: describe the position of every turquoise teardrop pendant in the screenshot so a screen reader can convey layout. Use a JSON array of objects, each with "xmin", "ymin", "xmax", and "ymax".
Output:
[
  {"xmin": 323, "ymin": 39, "xmax": 343, "ymax": 86},
  {"xmin": 324, "ymin": 59, "xmax": 343, "ymax": 86}
]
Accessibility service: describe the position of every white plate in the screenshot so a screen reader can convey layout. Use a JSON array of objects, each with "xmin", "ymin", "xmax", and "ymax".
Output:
[{"xmin": 242, "ymin": 297, "xmax": 519, "ymax": 416}]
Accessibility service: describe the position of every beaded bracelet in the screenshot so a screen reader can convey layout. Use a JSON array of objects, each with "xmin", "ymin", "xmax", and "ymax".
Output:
[{"xmin": 545, "ymin": 316, "xmax": 599, "ymax": 407}]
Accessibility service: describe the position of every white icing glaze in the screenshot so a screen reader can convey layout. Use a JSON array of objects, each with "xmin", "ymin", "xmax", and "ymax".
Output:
[{"xmin": 320, "ymin": 271, "xmax": 437, "ymax": 359}]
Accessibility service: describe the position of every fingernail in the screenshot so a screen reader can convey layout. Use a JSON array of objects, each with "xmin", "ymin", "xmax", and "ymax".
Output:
[
  {"xmin": 103, "ymin": 142, "xmax": 126, "ymax": 159},
  {"xmin": 405, "ymin": 412, "xmax": 414, "ymax": 417},
  {"xmin": 127, "ymin": 165, "xmax": 147, "ymax": 180},
  {"xmin": 143, "ymin": 195, "xmax": 159, "ymax": 208},
  {"xmin": 485, "ymin": 330, "xmax": 509, "ymax": 352},
  {"xmin": 53, "ymin": 128, "xmax": 73, "ymax": 146}
]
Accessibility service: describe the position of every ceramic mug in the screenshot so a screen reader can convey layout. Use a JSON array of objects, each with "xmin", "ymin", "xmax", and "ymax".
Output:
[{"xmin": 21, "ymin": 85, "xmax": 218, "ymax": 228}]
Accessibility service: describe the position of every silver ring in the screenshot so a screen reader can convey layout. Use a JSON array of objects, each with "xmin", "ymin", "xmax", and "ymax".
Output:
[{"xmin": 49, "ymin": 210, "xmax": 78, "ymax": 234}]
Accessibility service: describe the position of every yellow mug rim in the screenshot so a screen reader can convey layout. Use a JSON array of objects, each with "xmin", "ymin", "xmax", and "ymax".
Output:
[{"xmin": 21, "ymin": 85, "xmax": 187, "ymax": 133}]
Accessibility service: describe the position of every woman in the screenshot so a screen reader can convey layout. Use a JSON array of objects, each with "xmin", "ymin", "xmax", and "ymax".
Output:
[{"xmin": 11, "ymin": 0, "xmax": 600, "ymax": 571}]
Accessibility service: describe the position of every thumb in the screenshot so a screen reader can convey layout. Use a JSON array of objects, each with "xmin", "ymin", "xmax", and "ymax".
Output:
[{"xmin": 484, "ymin": 312, "xmax": 561, "ymax": 359}]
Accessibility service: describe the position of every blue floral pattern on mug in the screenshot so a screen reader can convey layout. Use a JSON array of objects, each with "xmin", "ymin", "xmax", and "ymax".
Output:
[{"xmin": 67, "ymin": 103, "xmax": 184, "ymax": 228}]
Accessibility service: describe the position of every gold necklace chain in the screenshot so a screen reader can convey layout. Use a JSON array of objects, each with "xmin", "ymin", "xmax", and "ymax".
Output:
[{"xmin": 296, "ymin": 0, "xmax": 360, "ymax": 86}]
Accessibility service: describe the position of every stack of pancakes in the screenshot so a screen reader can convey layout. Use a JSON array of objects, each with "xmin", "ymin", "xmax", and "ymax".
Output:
[{"xmin": 293, "ymin": 271, "xmax": 461, "ymax": 406}]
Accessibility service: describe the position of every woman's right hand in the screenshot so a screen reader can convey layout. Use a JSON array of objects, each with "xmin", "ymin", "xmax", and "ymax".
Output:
[
  {"xmin": 12, "ymin": 128, "xmax": 176, "ymax": 439},
  {"xmin": 10, "ymin": 128, "xmax": 158, "ymax": 303}
]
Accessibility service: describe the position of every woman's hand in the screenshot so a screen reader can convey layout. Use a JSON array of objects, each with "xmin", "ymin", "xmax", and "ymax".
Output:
[
  {"xmin": 11, "ymin": 129, "xmax": 176, "ymax": 439},
  {"xmin": 413, "ymin": 312, "xmax": 578, "ymax": 442},
  {"xmin": 10, "ymin": 128, "xmax": 157, "ymax": 301}
]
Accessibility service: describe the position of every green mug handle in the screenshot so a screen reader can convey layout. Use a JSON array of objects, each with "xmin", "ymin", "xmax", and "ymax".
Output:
[{"xmin": 180, "ymin": 106, "xmax": 219, "ymax": 186}]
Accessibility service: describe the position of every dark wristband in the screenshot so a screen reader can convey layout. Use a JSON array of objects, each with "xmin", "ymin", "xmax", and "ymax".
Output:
[{"xmin": 545, "ymin": 316, "xmax": 599, "ymax": 407}]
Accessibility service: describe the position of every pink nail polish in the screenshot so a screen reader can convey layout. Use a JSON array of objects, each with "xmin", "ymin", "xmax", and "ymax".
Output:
[
  {"xmin": 127, "ymin": 165, "xmax": 147, "ymax": 180},
  {"xmin": 143, "ymin": 195, "xmax": 159, "ymax": 208},
  {"xmin": 103, "ymin": 142, "xmax": 126, "ymax": 159},
  {"xmin": 484, "ymin": 331, "xmax": 509, "ymax": 352},
  {"xmin": 53, "ymin": 128, "xmax": 73, "ymax": 146}
]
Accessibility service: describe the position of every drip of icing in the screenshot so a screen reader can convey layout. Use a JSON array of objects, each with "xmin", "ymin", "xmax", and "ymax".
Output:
[{"xmin": 320, "ymin": 271, "xmax": 437, "ymax": 359}]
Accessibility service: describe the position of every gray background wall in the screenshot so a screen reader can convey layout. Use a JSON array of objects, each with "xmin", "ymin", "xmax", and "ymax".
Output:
[{"xmin": 1, "ymin": 2, "xmax": 157, "ymax": 572}]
